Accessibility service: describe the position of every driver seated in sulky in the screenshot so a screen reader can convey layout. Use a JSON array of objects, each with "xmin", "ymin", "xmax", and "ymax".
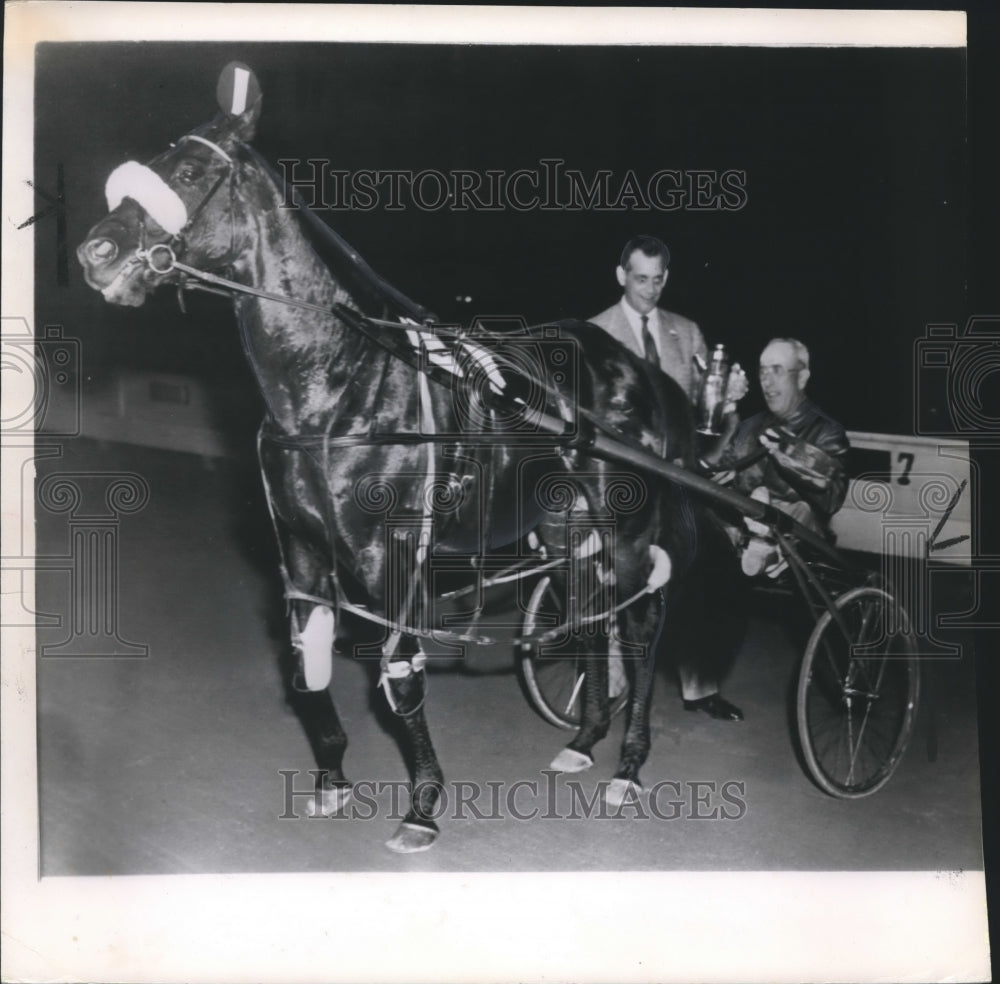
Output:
[{"xmin": 708, "ymin": 337, "xmax": 849, "ymax": 577}]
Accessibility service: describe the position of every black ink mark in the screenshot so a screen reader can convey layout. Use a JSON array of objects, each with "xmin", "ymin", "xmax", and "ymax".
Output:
[
  {"xmin": 928, "ymin": 478, "xmax": 971, "ymax": 553},
  {"xmin": 18, "ymin": 167, "xmax": 69, "ymax": 285}
]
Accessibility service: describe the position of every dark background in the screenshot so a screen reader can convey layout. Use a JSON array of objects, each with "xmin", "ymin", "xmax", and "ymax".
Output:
[
  {"xmin": 27, "ymin": 19, "xmax": 998, "ymax": 976},
  {"xmin": 35, "ymin": 40, "xmax": 965, "ymax": 435}
]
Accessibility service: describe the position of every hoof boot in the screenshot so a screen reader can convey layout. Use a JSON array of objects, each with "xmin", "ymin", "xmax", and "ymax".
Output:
[
  {"xmin": 306, "ymin": 785, "xmax": 354, "ymax": 817},
  {"xmin": 550, "ymin": 747, "xmax": 594, "ymax": 773},
  {"xmin": 605, "ymin": 778, "xmax": 642, "ymax": 809},
  {"xmin": 386, "ymin": 821, "xmax": 438, "ymax": 853}
]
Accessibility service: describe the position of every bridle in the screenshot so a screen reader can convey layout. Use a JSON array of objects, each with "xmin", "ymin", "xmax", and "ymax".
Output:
[
  {"xmin": 134, "ymin": 133, "xmax": 240, "ymax": 288},
  {"xmin": 130, "ymin": 132, "xmax": 371, "ymax": 321}
]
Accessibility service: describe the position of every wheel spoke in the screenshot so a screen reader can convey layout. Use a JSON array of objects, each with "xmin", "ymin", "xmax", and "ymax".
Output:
[
  {"xmin": 564, "ymin": 670, "xmax": 585, "ymax": 716},
  {"xmin": 797, "ymin": 586, "xmax": 918, "ymax": 797},
  {"xmin": 520, "ymin": 573, "xmax": 632, "ymax": 729}
]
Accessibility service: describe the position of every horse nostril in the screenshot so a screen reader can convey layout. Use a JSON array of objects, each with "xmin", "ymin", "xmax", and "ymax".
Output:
[{"xmin": 87, "ymin": 238, "xmax": 119, "ymax": 265}]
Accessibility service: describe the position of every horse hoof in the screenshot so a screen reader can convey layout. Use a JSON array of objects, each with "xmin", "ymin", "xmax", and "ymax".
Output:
[
  {"xmin": 550, "ymin": 748, "xmax": 594, "ymax": 773},
  {"xmin": 605, "ymin": 777, "xmax": 642, "ymax": 809},
  {"xmin": 386, "ymin": 821, "xmax": 438, "ymax": 854},
  {"xmin": 306, "ymin": 784, "xmax": 354, "ymax": 817}
]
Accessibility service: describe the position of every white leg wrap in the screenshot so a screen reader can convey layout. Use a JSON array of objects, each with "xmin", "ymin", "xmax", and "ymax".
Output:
[
  {"xmin": 645, "ymin": 544, "xmax": 673, "ymax": 592},
  {"xmin": 298, "ymin": 606, "xmax": 335, "ymax": 691}
]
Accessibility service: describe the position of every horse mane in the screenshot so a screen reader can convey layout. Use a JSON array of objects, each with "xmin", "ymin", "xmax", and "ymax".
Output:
[{"xmin": 240, "ymin": 143, "xmax": 436, "ymax": 326}]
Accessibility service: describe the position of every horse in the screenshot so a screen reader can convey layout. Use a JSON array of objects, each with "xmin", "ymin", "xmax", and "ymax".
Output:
[{"xmin": 76, "ymin": 63, "xmax": 700, "ymax": 852}]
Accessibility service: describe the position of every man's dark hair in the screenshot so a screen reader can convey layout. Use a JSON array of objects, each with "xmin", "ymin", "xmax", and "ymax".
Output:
[{"xmin": 619, "ymin": 234, "xmax": 671, "ymax": 271}]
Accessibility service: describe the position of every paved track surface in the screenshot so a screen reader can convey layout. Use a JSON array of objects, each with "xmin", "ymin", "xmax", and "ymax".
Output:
[{"xmin": 36, "ymin": 441, "xmax": 984, "ymax": 874}]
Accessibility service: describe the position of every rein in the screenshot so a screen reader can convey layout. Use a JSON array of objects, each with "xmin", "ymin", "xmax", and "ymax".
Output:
[{"xmin": 137, "ymin": 242, "xmax": 345, "ymax": 317}]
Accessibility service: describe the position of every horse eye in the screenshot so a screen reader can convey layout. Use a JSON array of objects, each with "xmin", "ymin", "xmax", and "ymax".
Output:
[{"xmin": 175, "ymin": 164, "xmax": 201, "ymax": 185}]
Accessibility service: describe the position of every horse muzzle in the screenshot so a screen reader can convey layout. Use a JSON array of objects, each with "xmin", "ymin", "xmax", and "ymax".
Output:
[{"xmin": 77, "ymin": 224, "xmax": 174, "ymax": 307}]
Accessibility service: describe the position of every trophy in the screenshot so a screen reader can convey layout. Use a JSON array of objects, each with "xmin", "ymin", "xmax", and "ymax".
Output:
[{"xmin": 696, "ymin": 343, "xmax": 731, "ymax": 436}]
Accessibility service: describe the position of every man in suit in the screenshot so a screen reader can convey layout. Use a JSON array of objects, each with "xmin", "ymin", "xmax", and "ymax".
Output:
[
  {"xmin": 589, "ymin": 234, "xmax": 707, "ymax": 402},
  {"xmin": 591, "ymin": 234, "xmax": 746, "ymax": 722}
]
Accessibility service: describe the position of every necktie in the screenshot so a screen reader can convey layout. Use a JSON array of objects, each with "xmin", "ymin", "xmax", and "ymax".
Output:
[{"xmin": 641, "ymin": 314, "xmax": 658, "ymax": 365}]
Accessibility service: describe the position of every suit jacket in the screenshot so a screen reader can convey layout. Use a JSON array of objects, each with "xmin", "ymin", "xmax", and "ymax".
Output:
[{"xmin": 589, "ymin": 302, "xmax": 707, "ymax": 402}]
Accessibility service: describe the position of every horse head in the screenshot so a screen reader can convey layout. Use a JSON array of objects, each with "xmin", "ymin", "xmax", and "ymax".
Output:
[{"xmin": 77, "ymin": 62, "xmax": 265, "ymax": 307}]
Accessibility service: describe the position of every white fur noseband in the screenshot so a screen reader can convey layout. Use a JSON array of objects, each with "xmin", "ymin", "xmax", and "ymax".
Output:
[{"xmin": 105, "ymin": 161, "xmax": 188, "ymax": 236}]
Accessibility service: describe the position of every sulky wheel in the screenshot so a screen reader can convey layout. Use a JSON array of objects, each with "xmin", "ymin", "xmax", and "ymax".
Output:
[
  {"xmin": 518, "ymin": 573, "xmax": 631, "ymax": 730},
  {"xmin": 796, "ymin": 585, "xmax": 920, "ymax": 798}
]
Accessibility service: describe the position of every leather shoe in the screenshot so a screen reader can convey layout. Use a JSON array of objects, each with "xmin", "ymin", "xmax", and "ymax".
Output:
[{"xmin": 683, "ymin": 693, "xmax": 744, "ymax": 721}]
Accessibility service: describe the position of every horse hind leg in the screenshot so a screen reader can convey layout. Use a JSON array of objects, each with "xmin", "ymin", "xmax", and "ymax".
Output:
[
  {"xmin": 549, "ymin": 533, "xmax": 615, "ymax": 774},
  {"xmin": 606, "ymin": 585, "xmax": 666, "ymax": 809},
  {"xmin": 549, "ymin": 637, "xmax": 610, "ymax": 774}
]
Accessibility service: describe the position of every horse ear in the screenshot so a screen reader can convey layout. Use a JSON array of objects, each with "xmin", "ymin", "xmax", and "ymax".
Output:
[{"xmin": 215, "ymin": 61, "xmax": 262, "ymax": 141}]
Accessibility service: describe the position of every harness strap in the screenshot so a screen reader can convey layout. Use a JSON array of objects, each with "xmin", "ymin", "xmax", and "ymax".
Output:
[
  {"xmin": 150, "ymin": 249, "xmax": 339, "ymax": 316},
  {"xmin": 513, "ymin": 586, "xmax": 650, "ymax": 647},
  {"xmin": 259, "ymin": 423, "xmax": 654, "ymax": 649},
  {"xmin": 179, "ymin": 133, "xmax": 233, "ymax": 164},
  {"xmin": 285, "ymin": 587, "xmax": 335, "ymax": 608},
  {"xmin": 378, "ymin": 651, "xmax": 428, "ymax": 717},
  {"xmin": 337, "ymin": 598, "xmax": 497, "ymax": 646},
  {"xmin": 438, "ymin": 556, "xmax": 567, "ymax": 601},
  {"xmin": 380, "ymin": 368, "xmax": 438, "ymax": 664},
  {"xmin": 182, "ymin": 168, "xmax": 231, "ymax": 235},
  {"xmin": 256, "ymin": 425, "xmax": 317, "ymax": 611}
]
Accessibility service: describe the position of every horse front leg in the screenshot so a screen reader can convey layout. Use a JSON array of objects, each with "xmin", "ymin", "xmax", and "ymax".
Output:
[
  {"xmin": 380, "ymin": 638, "xmax": 445, "ymax": 854},
  {"xmin": 294, "ymin": 684, "xmax": 353, "ymax": 817},
  {"xmin": 282, "ymin": 539, "xmax": 353, "ymax": 817}
]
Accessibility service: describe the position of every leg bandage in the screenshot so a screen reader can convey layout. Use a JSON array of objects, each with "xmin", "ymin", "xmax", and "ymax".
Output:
[{"xmin": 294, "ymin": 605, "xmax": 335, "ymax": 691}]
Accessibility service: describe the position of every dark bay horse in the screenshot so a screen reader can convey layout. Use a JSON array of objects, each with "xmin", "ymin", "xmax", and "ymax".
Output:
[{"xmin": 77, "ymin": 64, "xmax": 699, "ymax": 852}]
